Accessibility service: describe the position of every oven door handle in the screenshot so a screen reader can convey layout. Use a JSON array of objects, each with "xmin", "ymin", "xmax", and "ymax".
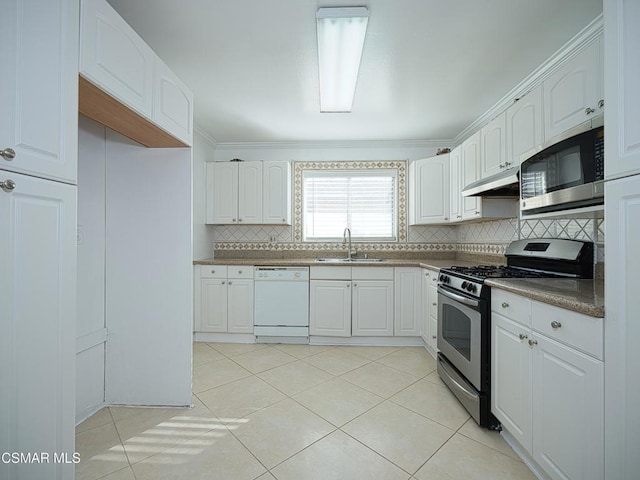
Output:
[{"xmin": 438, "ymin": 286, "xmax": 480, "ymax": 308}]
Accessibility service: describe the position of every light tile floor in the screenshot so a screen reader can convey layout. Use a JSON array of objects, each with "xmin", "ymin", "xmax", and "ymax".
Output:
[{"xmin": 76, "ymin": 343, "xmax": 536, "ymax": 480}]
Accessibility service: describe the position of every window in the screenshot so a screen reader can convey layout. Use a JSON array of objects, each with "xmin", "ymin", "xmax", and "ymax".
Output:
[{"xmin": 302, "ymin": 169, "xmax": 398, "ymax": 241}]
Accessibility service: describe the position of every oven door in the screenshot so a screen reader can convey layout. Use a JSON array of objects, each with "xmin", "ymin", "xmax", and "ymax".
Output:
[{"xmin": 437, "ymin": 285, "xmax": 484, "ymax": 391}]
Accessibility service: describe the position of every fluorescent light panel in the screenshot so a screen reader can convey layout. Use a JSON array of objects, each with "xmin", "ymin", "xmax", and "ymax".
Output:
[{"xmin": 316, "ymin": 7, "xmax": 369, "ymax": 113}]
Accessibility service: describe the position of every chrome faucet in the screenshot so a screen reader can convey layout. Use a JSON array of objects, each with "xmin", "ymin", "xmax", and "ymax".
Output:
[{"xmin": 343, "ymin": 227, "xmax": 356, "ymax": 260}]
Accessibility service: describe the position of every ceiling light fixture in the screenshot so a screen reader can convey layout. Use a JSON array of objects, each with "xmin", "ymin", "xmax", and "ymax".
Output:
[{"xmin": 316, "ymin": 7, "xmax": 369, "ymax": 113}]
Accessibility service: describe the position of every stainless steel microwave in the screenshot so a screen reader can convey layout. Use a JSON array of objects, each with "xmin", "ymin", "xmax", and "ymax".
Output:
[{"xmin": 520, "ymin": 115, "xmax": 604, "ymax": 216}]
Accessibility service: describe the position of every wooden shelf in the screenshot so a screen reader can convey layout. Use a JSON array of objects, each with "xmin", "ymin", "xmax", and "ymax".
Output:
[{"xmin": 78, "ymin": 75, "xmax": 188, "ymax": 148}]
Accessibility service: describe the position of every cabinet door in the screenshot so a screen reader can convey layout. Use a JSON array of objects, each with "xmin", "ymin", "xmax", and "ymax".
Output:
[
  {"xmin": 263, "ymin": 161, "xmax": 291, "ymax": 224},
  {"xmin": 208, "ymin": 162, "xmax": 238, "ymax": 224},
  {"xmin": 491, "ymin": 313, "xmax": 532, "ymax": 453},
  {"xmin": 449, "ymin": 146, "xmax": 463, "ymax": 222},
  {"xmin": 409, "ymin": 155, "xmax": 450, "ymax": 224},
  {"xmin": 543, "ymin": 40, "xmax": 602, "ymax": 139},
  {"xmin": 0, "ymin": 0, "xmax": 78, "ymax": 183},
  {"xmin": 429, "ymin": 316, "xmax": 438, "ymax": 353},
  {"xmin": 461, "ymin": 131, "xmax": 482, "ymax": 219},
  {"xmin": 153, "ymin": 56, "xmax": 193, "ymax": 146},
  {"xmin": 506, "ymin": 85, "xmax": 544, "ymax": 166},
  {"xmin": 0, "ymin": 172, "xmax": 77, "ymax": 480},
  {"xmin": 353, "ymin": 281, "xmax": 394, "ymax": 336},
  {"xmin": 310, "ymin": 280, "xmax": 351, "ymax": 337},
  {"xmin": 238, "ymin": 162, "xmax": 263, "ymax": 224},
  {"xmin": 481, "ymin": 113, "xmax": 507, "ymax": 178},
  {"xmin": 200, "ymin": 279, "xmax": 228, "ymax": 332},
  {"xmin": 420, "ymin": 270, "xmax": 431, "ymax": 343},
  {"xmin": 605, "ymin": 1, "xmax": 640, "ymax": 179},
  {"xmin": 532, "ymin": 334, "xmax": 604, "ymax": 480},
  {"xmin": 394, "ymin": 268, "xmax": 421, "ymax": 336},
  {"xmin": 227, "ymin": 279, "xmax": 254, "ymax": 334},
  {"xmin": 80, "ymin": 0, "xmax": 154, "ymax": 119}
]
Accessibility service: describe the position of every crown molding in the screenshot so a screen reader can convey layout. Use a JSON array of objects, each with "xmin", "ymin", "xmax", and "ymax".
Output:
[
  {"xmin": 193, "ymin": 124, "xmax": 218, "ymax": 147},
  {"xmin": 454, "ymin": 14, "xmax": 604, "ymax": 144},
  {"xmin": 214, "ymin": 138, "xmax": 452, "ymax": 151}
]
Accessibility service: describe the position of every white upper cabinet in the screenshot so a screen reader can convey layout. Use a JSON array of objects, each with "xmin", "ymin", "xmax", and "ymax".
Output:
[
  {"xmin": 238, "ymin": 162, "xmax": 263, "ymax": 224},
  {"xmin": 153, "ymin": 57, "xmax": 194, "ymax": 146},
  {"xmin": 506, "ymin": 85, "xmax": 544, "ymax": 165},
  {"xmin": 449, "ymin": 146, "xmax": 463, "ymax": 222},
  {"xmin": 80, "ymin": 0, "xmax": 154, "ymax": 118},
  {"xmin": 0, "ymin": 0, "xmax": 78, "ymax": 183},
  {"xmin": 262, "ymin": 161, "xmax": 291, "ymax": 225},
  {"xmin": 409, "ymin": 154, "xmax": 450, "ymax": 224},
  {"xmin": 605, "ymin": 0, "xmax": 640, "ymax": 179},
  {"xmin": 480, "ymin": 112, "xmax": 508, "ymax": 178},
  {"xmin": 461, "ymin": 131, "xmax": 482, "ymax": 219},
  {"xmin": 543, "ymin": 39, "xmax": 603, "ymax": 140},
  {"xmin": 207, "ymin": 162, "xmax": 238, "ymax": 224}
]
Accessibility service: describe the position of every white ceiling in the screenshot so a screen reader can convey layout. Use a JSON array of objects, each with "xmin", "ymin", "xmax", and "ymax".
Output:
[{"xmin": 106, "ymin": 0, "xmax": 602, "ymax": 144}]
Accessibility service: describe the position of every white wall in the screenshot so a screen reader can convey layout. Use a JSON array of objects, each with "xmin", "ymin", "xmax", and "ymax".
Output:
[
  {"xmin": 193, "ymin": 128, "xmax": 216, "ymax": 259},
  {"xmin": 76, "ymin": 116, "xmax": 107, "ymax": 423},
  {"xmin": 105, "ymin": 130, "xmax": 193, "ymax": 406}
]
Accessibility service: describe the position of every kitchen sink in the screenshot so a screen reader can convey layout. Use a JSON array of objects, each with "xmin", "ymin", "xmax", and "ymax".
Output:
[{"xmin": 315, "ymin": 257, "xmax": 386, "ymax": 263}]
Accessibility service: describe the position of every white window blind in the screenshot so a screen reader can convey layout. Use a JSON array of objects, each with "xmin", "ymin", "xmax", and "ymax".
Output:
[{"xmin": 303, "ymin": 170, "xmax": 397, "ymax": 241}]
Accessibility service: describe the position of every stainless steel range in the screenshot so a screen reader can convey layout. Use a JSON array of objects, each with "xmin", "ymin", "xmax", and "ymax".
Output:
[{"xmin": 436, "ymin": 238, "xmax": 594, "ymax": 428}]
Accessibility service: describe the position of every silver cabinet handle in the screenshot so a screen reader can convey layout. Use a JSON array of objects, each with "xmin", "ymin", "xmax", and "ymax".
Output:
[
  {"xmin": 501, "ymin": 302, "xmax": 509, "ymax": 308},
  {"xmin": 585, "ymin": 107, "xmax": 595, "ymax": 115},
  {"xmin": 456, "ymin": 215, "xmax": 462, "ymax": 219},
  {"xmin": 551, "ymin": 321, "xmax": 562, "ymax": 329},
  {"xmin": 519, "ymin": 333, "xmax": 528, "ymax": 340},
  {"xmin": 499, "ymin": 164, "xmax": 505, "ymax": 169},
  {"xmin": 475, "ymin": 211, "xmax": 480, "ymax": 215},
  {"xmin": 1, "ymin": 179, "xmax": 16, "ymax": 192},
  {"xmin": 598, "ymin": 99, "xmax": 604, "ymax": 109},
  {"xmin": 1, "ymin": 148, "xmax": 16, "ymax": 160},
  {"xmin": 528, "ymin": 339, "xmax": 538, "ymax": 347}
]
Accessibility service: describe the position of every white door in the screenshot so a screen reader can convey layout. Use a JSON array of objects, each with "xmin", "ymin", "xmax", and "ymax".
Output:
[
  {"xmin": 263, "ymin": 161, "xmax": 291, "ymax": 224},
  {"xmin": 0, "ymin": 0, "xmax": 78, "ymax": 183},
  {"xmin": 532, "ymin": 334, "xmax": 604, "ymax": 480},
  {"xmin": 310, "ymin": 280, "xmax": 351, "ymax": 337},
  {"xmin": 200, "ymin": 279, "xmax": 228, "ymax": 332},
  {"xmin": 491, "ymin": 313, "xmax": 532, "ymax": 453},
  {"xmin": 420, "ymin": 270, "xmax": 431, "ymax": 343},
  {"xmin": 461, "ymin": 131, "xmax": 482, "ymax": 219},
  {"xmin": 543, "ymin": 40, "xmax": 602, "ymax": 139},
  {"xmin": 0, "ymin": 171, "xmax": 77, "ymax": 480},
  {"xmin": 80, "ymin": 0, "xmax": 154, "ymax": 119},
  {"xmin": 449, "ymin": 146, "xmax": 463, "ymax": 222},
  {"xmin": 352, "ymin": 281, "xmax": 394, "ymax": 336},
  {"xmin": 153, "ymin": 56, "xmax": 193, "ymax": 146},
  {"xmin": 238, "ymin": 162, "xmax": 263, "ymax": 224},
  {"xmin": 393, "ymin": 268, "xmax": 421, "ymax": 336},
  {"xmin": 481, "ymin": 112, "xmax": 507, "ymax": 178},
  {"xmin": 227, "ymin": 279, "xmax": 254, "ymax": 334},
  {"xmin": 427, "ymin": 282, "xmax": 439, "ymax": 351},
  {"xmin": 410, "ymin": 156, "xmax": 450, "ymax": 224},
  {"xmin": 210, "ymin": 162, "xmax": 238, "ymax": 224},
  {"xmin": 506, "ymin": 85, "xmax": 544, "ymax": 165}
]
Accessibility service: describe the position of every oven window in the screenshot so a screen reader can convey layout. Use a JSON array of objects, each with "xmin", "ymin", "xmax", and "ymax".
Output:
[{"xmin": 441, "ymin": 303, "xmax": 471, "ymax": 361}]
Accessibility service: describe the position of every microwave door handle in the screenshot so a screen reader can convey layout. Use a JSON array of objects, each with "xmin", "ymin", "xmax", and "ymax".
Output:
[{"xmin": 438, "ymin": 287, "xmax": 480, "ymax": 308}]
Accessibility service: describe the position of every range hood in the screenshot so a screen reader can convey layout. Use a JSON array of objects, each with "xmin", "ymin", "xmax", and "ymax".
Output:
[{"xmin": 461, "ymin": 166, "xmax": 519, "ymax": 197}]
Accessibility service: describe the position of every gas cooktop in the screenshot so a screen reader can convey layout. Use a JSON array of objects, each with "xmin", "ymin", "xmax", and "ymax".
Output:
[{"xmin": 444, "ymin": 265, "xmax": 562, "ymax": 281}]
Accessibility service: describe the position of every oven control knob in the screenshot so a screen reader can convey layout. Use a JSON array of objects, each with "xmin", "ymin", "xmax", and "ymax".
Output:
[
  {"xmin": 469, "ymin": 284, "xmax": 477, "ymax": 293},
  {"xmin": 461, "ymin": 281, "xmax": 468, "ymax": 289},
  {"xmin": 467, "ymin": 283, "xmax": 474, "ymax": 292},
  {"xmin": 439, "ymin": 274, "xmax": 445, "ymax": 282}
]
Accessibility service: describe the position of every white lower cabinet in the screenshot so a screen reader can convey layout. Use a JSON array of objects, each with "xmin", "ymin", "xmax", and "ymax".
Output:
[
  {"xmin": 394, "ymin": 267, "xmax": 422, "ymax": 336},
  {"xmin": 491, "ymin": 289, "xmax": 604, "ymax": 480},
  {"xmin": 353, "ymin": 280, "xmax": 394, "ymax": 336},
  {"xmin": 196, "ymin": 265, "xmax": 254, "ymax": 334},
  {"xmin": 309, "ymin": 280, "xmax": 351, "ymax": 337},
  {"xmin": 420, "ymin": 268, "xmax": 439, "ymax": 352}
]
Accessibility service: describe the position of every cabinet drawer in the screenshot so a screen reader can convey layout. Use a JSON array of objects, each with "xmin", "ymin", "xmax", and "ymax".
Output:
[
  {"xmin": 310, "ymin": 266, "xmax": 351, "ymax": 280},
  {"xmin": 352, "ymin": 266, "xmax": 394, "ymax": 280},
  {"xmin": 228, "ymin": 266, "xmax": 253, "ymax": 278},
  {"xmin": 492, "ymin": 290, "xmax": 531, "ymax": 326},
  {"xmin": 200, "ymin": 265, "xmax": 227, "ymax": 279},
  {"xmin": 531, "ymin": 301, "xmax": 603, "ymax": 360}
]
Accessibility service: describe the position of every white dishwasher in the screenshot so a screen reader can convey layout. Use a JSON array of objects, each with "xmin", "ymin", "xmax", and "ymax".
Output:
[{"xmin": 254, "ymin": 266, "xmax": 310, "ymax": 342}]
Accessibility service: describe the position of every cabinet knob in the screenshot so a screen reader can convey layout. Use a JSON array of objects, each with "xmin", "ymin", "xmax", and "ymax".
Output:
[
  {"xmin": 499, "ymin": 164, "xmax": 505, "ymax": 169},
  {"xmin": 1, "ymin": 148, "xmax": 16, "ymax": 160},
  {"xmin": 551, "ymin": 321, "xmax": 562, "ymax": 329},
  {"xmin": 238, "ymin": 218, "xmax": 242, "ymax": 222},
  {"xmin": 585, "ymin": 107, "xmax": 595, "ymax": 115},
  {"xmin": 1, "ymin": 179, "xmax": 16, "ymax": 192},
  {"xmin": 519, "ymin": 333, "xmax": 528, "ymax": 340},
  {"xmin": 282, "ymin": 218, "xmax": 286, "ymax": 222},
  {"xmin": 598, "ymin": 99, "xmax": 604, "ymax": 109},
  {"xmin": 456, "ymin": 215, "xmax": 462, "ymax": 219},
  {"xmin": 432, "ymin": 335, "xmax": 437, "ymax": 339},
  {"xmin": 228, "ymin": 281, "xmax": 232, "ymax": 285},
  {"xmin": 444, "ymin": 217, "xmax": 448, "ymax": 220},
  {"xmin": 528, "ymin": 339, "xmax": 538, "ymax": 347},
  {"xmin": 432, "ymin": 302, "xmax": 437, "ymax": 306},
  {"xmin": 425, "ymin": 273, "xmax": 429, "ymax": 277},
  {"xmin": 346, "ymin": 283, "xmax": 350, "ymax": 288},
  {"xmin": 232, "ymin": 218, "xmax": 236, "ymax": 222},
  {"xmin": 211, "ymin": 270, "xmax": 215, "ymax": 274},
  {"xmin": 501, "ymin": 302, "xmax": 509, "ymax": 308},
  {"xmin": 475, "ymin": 211, "xmax": 480, "ymax": 215},
  {"xmin": 505, "ymin": 161, "xmax": 512, "ymax": 167},
  {"xmin": 221, "ymin": 281, "xmax": 226, "ymax": 284},
  {"xmin": 353, "ymin": 283, "xmax": 357, "ymax": 287}
]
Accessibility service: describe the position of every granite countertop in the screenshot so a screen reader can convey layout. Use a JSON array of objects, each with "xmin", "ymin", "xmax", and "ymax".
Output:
[
  {"xmin": 193, "ymin": 257, "xmax": 487, "ymax": 271},
  {"xmin": 486, "ymin": 278, "xmax": 604, "ymax": 318}
]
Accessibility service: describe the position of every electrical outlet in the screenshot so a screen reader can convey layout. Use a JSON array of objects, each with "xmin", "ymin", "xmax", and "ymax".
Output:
[{"xmin": 269, "ymin": 234, "xmax": 278, "ymax": 243}]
